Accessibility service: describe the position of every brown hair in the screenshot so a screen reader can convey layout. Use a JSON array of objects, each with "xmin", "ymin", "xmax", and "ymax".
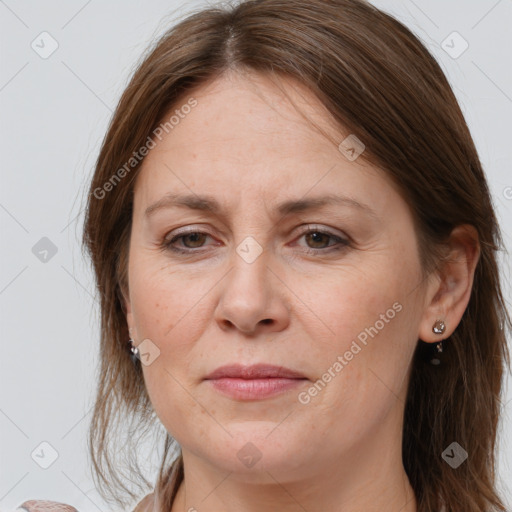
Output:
[{"xmin": 82, "ymin": 0, "xmax": 511, "ymax": 510}]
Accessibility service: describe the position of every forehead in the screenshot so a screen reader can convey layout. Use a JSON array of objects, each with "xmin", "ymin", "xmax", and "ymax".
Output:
[
  {"xmin": 132, "ymin": 70, "xmax": 394, "ymax": 215},
  {"xmin": 147, "ymin": 70, "xmax": 344, "ymax": 164}
]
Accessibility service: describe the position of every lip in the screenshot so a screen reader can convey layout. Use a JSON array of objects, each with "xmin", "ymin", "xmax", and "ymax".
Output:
[
  {"xmin": 204, "ymin": 363, "xmax": 306, "ymax": 380},
  {"xmin": 204, "ymin": 364, "xmax": 308, "ymax": 400}
]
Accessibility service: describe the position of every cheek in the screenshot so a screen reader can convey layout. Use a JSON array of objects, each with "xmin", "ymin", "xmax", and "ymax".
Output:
[
  {"xmin": 127, "ymin": 256, "xmax": 217, "ymax": 429},
  {"xmin": 129, "ymin": 253, "xmax": 208, "ymax": 345},
  {"xmin": 296, "ymin": 248, "xmax": 422, "ymax": 406},
  {"xmin": 130, "ymin": 285, "xmax": 205, "ymax": 441},
  {"xmin": 305, "ymin": 257, "xmax": 416, "ymax": 349}
]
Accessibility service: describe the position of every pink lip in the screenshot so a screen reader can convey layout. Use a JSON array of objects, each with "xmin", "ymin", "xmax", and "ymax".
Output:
[
  {"xmin": 204, "ymin": 364, "xmax": 308, "ymax": 400},
  {"xmin": 205, "ymin": 363, "xmax": 305, "ymax": 380}
]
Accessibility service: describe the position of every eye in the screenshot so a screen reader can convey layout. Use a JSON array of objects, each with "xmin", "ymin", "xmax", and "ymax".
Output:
[
  {"xmin": 294, "ymin": 226, "xmax": 350, "ymax": 253},
  {"xmin": 163, "ymin": 229, "xmax": 214, "ymax": 253},
  {"xmin": 161, "ymin": 225, "xmax": 350, "ymax": 255}
]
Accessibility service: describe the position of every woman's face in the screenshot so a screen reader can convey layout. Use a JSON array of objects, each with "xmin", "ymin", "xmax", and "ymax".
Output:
[{"xmin": 125, "ymin": 71, "xmax": 432, "ymax": 482}]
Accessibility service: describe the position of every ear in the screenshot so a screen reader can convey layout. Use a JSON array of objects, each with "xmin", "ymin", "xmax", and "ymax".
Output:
[{"xmin": 418, "ymin": 225, "xmax": 480, "ymax": 343}]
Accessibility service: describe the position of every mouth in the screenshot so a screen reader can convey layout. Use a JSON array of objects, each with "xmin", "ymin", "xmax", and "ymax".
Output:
[{"xmin": 204, "ymin": 364, "xmax": 308, "ymax": 400}]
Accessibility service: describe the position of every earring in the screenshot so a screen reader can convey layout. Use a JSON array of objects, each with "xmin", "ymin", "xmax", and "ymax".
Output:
[
  {"xmin": 128, "ymin": 338, "xmax": 140, "ymax": 363},
  {"xmin": 430, "ymin": 319, "xmax": 445, "ymax": 366},
  {"xmin": 432, "ymin": 319, "xmax": 445, "ymax": 335}
]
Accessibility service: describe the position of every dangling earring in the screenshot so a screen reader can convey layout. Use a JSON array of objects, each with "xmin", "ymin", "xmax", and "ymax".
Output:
[
  {"xmin": 430, "ymin": 319, "xmax": 446, "ymax": 365},
  {"xmin": 128, "ymin": 338, "xmax": 140, "ymax": 364}
]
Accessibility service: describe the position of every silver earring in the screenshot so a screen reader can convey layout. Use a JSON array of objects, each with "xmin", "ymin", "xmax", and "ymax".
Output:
[
  {"xmin": 432, "ymin": 319, "xmax": 446, "ymax": 335},
  {"xmin": 430, "ymin": 320, "xmax": 445, "ymax": 365},
  {"xmin": 128, "ymin": 338, "xmax": 140, "ymax": 363}
]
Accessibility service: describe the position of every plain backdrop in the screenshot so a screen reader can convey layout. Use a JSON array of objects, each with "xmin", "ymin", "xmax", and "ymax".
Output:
[{"xmin": 1, "ymin": 0, "xmax": 511, "ymax": 510}]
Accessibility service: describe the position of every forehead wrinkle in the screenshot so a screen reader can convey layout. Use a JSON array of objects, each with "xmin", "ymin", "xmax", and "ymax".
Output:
[{"xmin": 144, "ymin": 192, "xmax": 377, "ymax": 221}]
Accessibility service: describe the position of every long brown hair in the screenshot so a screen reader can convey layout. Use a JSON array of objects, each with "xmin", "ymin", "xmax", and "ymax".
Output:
[{"xmin": 82, "ymin": 1, "xmax": 511, "ymax": 510}]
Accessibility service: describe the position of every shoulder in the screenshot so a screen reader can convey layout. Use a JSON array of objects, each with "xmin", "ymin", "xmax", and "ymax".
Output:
[
  {"xmin": 133, "ymin": 492, "xmax": 156, "ymax": 512},
  {"xmin": 16, "ymin": 494, "xmax": 156, "ymax": 512},
  {"xmin": 15, "ymin": 501, "xmax": 78, "ymax": 511}
]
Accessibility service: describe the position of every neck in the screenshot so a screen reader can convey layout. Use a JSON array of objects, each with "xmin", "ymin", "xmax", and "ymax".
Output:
[
  {"xmin": 170, "ymin": 412, "xmax": 417, "ymax": 512},
  {"xmin": 173, "ymin": 464, "xmax": 416, "ymax": 512}
]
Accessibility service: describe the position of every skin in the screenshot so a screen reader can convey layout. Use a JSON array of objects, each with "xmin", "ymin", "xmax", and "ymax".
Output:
[{"xmin": 124, "ymin": 70, "xmax": 480, "ymax": 512}]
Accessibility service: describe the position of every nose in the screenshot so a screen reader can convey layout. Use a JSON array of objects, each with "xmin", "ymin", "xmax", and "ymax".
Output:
[{"xmin": 214, "ymin": 249, "xmax": 290, "ymax": 336}]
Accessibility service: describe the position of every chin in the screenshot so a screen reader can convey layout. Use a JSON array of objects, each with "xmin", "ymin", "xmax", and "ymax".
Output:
[{"xmin": 196, "ymin": 425, "xmax": 311, "ymax": 481}]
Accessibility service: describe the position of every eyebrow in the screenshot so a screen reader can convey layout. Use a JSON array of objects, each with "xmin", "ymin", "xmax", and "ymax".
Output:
[{"xmin": 144, "ymin": 193, "xmax": 377, "ymax": 219}]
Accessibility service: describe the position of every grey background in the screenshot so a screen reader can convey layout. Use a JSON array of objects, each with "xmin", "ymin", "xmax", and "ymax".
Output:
[{"xmin": 1, "ymin": 0, "xmax": 511, "ymax": 510}]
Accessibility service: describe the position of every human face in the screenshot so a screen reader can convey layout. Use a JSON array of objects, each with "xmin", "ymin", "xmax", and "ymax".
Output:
[{"xmin": 125, "ymin": 70, "xmax": 428, "ymax": 483}]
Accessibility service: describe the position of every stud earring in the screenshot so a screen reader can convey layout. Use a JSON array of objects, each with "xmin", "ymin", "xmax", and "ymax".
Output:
[
  {"xmin": 432, "ymin": 319, "xmax": 446, "ymax": 335},
  {"xmin": 430, "ymin": 319, "xmax": 446, "ymax": 366},
  {"xmin": 128, "ymin": 338, "xmax": 140, "ymax": 363}
]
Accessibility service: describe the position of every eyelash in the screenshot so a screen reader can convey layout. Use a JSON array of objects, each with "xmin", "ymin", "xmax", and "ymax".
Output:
[{"xmin": 161, "ymin": 226, "xmax": 350, "ymax": 256}]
